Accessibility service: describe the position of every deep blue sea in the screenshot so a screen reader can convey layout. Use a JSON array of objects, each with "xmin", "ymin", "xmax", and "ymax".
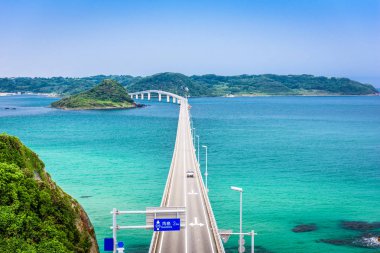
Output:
[{"xmin": 1, "ymin": 95, "xmax": 379, "ymax": 253}]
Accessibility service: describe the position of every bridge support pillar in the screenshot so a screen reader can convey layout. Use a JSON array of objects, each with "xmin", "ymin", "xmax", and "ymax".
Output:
[
  {"xmin": 148, "ymin": 92, "xmax": 151, "ymax": 100},
  {"xmin": 141, "ymin": 93, "xmax": 144, "ymax": 99},
  {"xmin": 173, "ymin": 97, "xmax": 176, "ymax": 103},
  {"xmin": 130, "ymin": 94, "xmax": 133, "ymax": 98},
  {"xmin": 159, "ymin": 93, "xmax": 162, "ymax": 102},
  {"xmin": 177, "ymin": 99, "xmax": 181, "ymax": 104},
  {"xmin": 135, "ymin": 94, "xmax": 138, "ymax": 99},
  {"xmin": 167, "ymin": 95, "xmax": 170, "ymax": 102}
]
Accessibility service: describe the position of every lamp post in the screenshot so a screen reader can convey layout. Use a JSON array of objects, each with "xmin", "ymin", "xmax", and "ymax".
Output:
[
  {"xmin": 231, "ymin": 186, "xmax": 243, "ymax": 253},
  {"xmin": 192, "ymin": 127, "xmax": 196, "ymax": 147},
  {"xmin": 196, "ymin": 135, "xmax": 200, "ymax": 165},
  {"xmin": 202, "ymin": 145, "xmax": 208, "ymax": 192}
]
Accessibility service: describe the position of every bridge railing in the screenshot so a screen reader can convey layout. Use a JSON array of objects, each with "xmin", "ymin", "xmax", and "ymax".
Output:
[
  {"xmin": 129, "ymin": 90, "xmax": 185, "ymax": 102},
  {"xmin": 190, "ymin": 122, "xmax": 225, "ymax": 253},
  {"xmin": 148, "ymin": 105, "xmax": 182, "ymax": 253}
]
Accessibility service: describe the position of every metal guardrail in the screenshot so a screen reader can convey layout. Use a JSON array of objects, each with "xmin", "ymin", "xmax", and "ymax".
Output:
[
  {"xmin": 149, "ymin": 106, "xmax": 182, "ymax": 252},
  {"xmin": 191, "ymin": 132, "xmax": 225, "ymax": 253}
]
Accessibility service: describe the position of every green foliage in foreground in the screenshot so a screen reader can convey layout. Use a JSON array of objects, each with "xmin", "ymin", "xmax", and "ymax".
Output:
[
  {"xmin": 0, "ymin": 134, "xmax": 97, "ymax": 253},
  {"xmin": 0, "ymin": 73, "xmax": 378, "ymax": 96},
  {"xmin": 51, "ymin": 79, "xmax": 134, "ymax": 109}
]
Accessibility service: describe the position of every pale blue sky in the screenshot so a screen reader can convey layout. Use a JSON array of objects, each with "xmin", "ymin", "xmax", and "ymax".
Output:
[{"xmin": 0, "ymin": 0, "xmax": 379, "ymax": 86}]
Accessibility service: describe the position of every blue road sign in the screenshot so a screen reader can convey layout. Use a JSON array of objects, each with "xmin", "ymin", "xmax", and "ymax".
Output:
[
  {"xmin": 154, "ymin": 218, "xmax": 181, "ymax": 231},
  {"xmin": 104, "ymin": 238, "xmax": 114, "ymax": 251}
]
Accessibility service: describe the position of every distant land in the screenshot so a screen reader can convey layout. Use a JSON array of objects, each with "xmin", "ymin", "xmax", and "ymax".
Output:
[
  {"xmin": 0, "ymin": 73, "xmax": 378, "ymax": 96},
  {"xmin": 51, "ymin": 79, "xmax": 135, "ymax": 110}
]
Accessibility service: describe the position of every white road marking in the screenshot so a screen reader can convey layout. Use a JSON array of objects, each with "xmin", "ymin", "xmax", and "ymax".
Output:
[
  {"xmin": 188, "ymin": 189, "xmax": 198, "ymax": 195},
  {"xmin": 185, "ymin": 105, "xmax": 215, "ymax": 252},
  {"xmin": 157, "ymin": 100, "xmax": 216, "ymax": 253},
  {"xmin": 158, "ymin": 105, "xmax": 183, "ymax": 253},
  {"xmin": 190, "ymin": 130, "xmax": 216, "ymax": 253},
  {"xmin": 189, "ymin": 217, "xmax": 205, "ymax": 227}
]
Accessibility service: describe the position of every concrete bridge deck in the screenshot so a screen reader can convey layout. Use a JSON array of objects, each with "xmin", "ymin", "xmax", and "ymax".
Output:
[{"xmin": 146, "ymin": 96, "xmax": 224, "ymax": 253}]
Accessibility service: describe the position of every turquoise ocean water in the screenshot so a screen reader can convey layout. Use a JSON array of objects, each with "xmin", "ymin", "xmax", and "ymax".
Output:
[{"xmin": 0, "ymin": 95, "xmax": 379, "ymax": 253}]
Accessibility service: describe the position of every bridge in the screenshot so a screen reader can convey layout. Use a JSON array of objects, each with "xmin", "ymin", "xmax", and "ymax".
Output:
[
  {"xmin": 129, "ymin": 90, "xmax": 183, "ymax": 104},
  {"xmin": 133, "ymin": 90, "xmax": 225, "ymax": 252},
  {"xmin": 110, "ymin": 90, "xmax": 255, "ymax": 252}
]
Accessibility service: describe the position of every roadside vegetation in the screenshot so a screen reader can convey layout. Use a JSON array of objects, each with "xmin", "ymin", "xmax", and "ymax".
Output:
[{"xmin": 0, "ymin": 134, "xmax": 98, "ymax": 253}]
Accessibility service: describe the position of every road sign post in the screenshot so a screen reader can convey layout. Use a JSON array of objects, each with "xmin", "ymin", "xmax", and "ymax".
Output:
[
  {"xmin": 251, "ymin": 230, "xmax": 255, "ymax": 253},
  {"xmin": 219, "ymin": 229, "xmax": 233, "ymax": 243},
  {"xmin": 110, "ymin": 207, "xmax": 186, "ymax": 251},
  {"xmin": 239, "ymin": 236, "xmax": 245, "ymax": 253},
  {"xmin": 116, "ymin": 242, "xmax": 124, "ymax": 253},
  {"xmin": 112, "ymin": 208, "xmax": 117, "ymax": 253},
  {"xmin": 219, "ymin": 230, "xmax": 257, "ymax": 253},
  {"xmin": 104, "ymin": 238, "xmax": 114, "ymax": 252},
  {"xmin": 153, "ymin": 218, "xmax": 181, "ymax": 231}
]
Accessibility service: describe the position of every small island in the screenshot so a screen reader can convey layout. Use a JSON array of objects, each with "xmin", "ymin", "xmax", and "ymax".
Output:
[{"xmin": 51, "ymin": 79, "xmax": 136, "ymax": 110}]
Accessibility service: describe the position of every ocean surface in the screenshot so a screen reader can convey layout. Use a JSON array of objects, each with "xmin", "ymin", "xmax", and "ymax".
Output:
[{"xmin": 1, "ymin": 95, "xmax": 379, "ymax": 253}]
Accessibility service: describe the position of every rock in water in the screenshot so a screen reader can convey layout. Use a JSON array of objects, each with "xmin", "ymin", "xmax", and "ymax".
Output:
[
  {"xmin": 341, "ymin": 221, "xmax": 380, "ymax": 231},
  {"xmin": 319, "ymin": 233, "xmax": 380, "ymax": 249},
  {"xmin": 292, "ymin": 224, "xmax": 318, "ymax": 233}
]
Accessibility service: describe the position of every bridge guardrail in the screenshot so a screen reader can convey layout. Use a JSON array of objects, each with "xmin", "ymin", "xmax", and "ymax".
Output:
[
  {"xmin": 149, "ymin": 113, "xmax": 181, "ymax": 252},
  {"xmin": 192, "ymin": 137, "xmax": 225, "ymax": 253}
]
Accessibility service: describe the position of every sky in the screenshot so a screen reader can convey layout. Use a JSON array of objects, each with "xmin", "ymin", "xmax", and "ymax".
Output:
[{"xmin": 0, "ymin": 0, "xmax": 379, "ymax": 86}]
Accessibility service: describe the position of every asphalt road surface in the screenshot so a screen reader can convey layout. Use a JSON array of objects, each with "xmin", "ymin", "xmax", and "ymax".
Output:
[{"xmin": 150, "ymin": 99, "xmax": 223, "ymax": 253}]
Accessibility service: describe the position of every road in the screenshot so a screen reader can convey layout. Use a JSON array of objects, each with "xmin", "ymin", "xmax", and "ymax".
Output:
[{"xmin": 150, "ymin": 99, "xmax": 224, "ymax": 253}]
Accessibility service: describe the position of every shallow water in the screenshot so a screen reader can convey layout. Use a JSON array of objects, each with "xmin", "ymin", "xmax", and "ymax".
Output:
[{"xmin": 1, "ymin": 95, "xmax": 379, "ymax": 253}]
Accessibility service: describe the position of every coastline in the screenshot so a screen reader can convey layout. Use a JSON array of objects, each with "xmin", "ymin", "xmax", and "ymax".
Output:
[
  {"xmin": 52, "ymin": 106, "xmax": 136, "ymax": 111},
  {"xmin": 0, "ymin": 92, "xmax": 60, "ymax": 97},
  {"xmin": 51, "ymin": 103, "xmax": 145, "ymax": 111},
  {"xmin": 223, "ymin": 93, "xmax": 380, "ymax": 97},
  {"xmin": 2, "ymin": 92, "xmax": 379, "ymax": 99}
]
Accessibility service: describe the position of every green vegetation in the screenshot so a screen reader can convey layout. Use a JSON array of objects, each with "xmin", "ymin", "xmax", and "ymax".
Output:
[
  {"xmin": 0, "ymin": 73, "xmax": 378, "ymax": 96},
  {"xmin": 0, "ymin": 134, "xmax": 99, "ymax": 253},
  {"xmin": 51, "ymin": 79, "xmax": 135, "ymax": 109},
  {"xmin": 188, "ymin": 74, "xmax": 378, "ymax": 96},
  {"xmin": 0, "ymin": 75, "xmax": 134, "ymax": 95}
]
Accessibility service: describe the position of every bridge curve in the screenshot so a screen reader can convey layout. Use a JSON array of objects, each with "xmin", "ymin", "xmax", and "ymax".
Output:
[{"xmin": 129, "ymin": 90, "xmax": 185, "ymax": 104}]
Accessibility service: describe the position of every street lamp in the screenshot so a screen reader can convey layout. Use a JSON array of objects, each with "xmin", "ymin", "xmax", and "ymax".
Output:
[
  {"xmin": 192, "ymin": 127, "xmax": 196, "ymax": 147},
  {"xmin": 202, "ymin": 145, "xmax": 208, "ymax": 192},
  {"xmin": 231, "ymin": 186, "xmax": 244, "ymax": 253},
  {"xmin": 196, "ymin": 135, "xmax": 200, "ymax": 165}
]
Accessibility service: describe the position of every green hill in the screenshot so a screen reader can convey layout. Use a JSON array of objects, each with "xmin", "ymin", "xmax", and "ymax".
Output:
[
  {"xmin": 189, "ymin": 74, "xmax": 379, "ymax": 96},
  {"xmin": 127, "ymin": 72, "xmax": 210, "ymax": 96},
  {"xmin": 51, "ymin": 79, "xmax": 135, "ymax": 109},
  {"xmin": 0, "ymin": 75, "xmax": 134, "ymax": 95},
  {"xmin": 127, "ymin": 73, "xmax": 378, "ymax": 96},
  {"xmin": 0, "ymin": 134, "xmax": 99, "ymax": 253},
  {"xmin": 0, "ymin": 73, "xmax": 378, "ymax": 96}
]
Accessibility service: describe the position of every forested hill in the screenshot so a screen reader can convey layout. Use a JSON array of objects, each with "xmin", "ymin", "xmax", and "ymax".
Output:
[
  {"xmin": 0, "ymin": 134, "xmax": 99, "ymax": 252},
  {"xmin": 51, "ymin": 79, "xmax": 135, "ymax": 109},
  {"xmin": 0, "ymin": 73, "xmax": 378, "ymax": 96}
]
